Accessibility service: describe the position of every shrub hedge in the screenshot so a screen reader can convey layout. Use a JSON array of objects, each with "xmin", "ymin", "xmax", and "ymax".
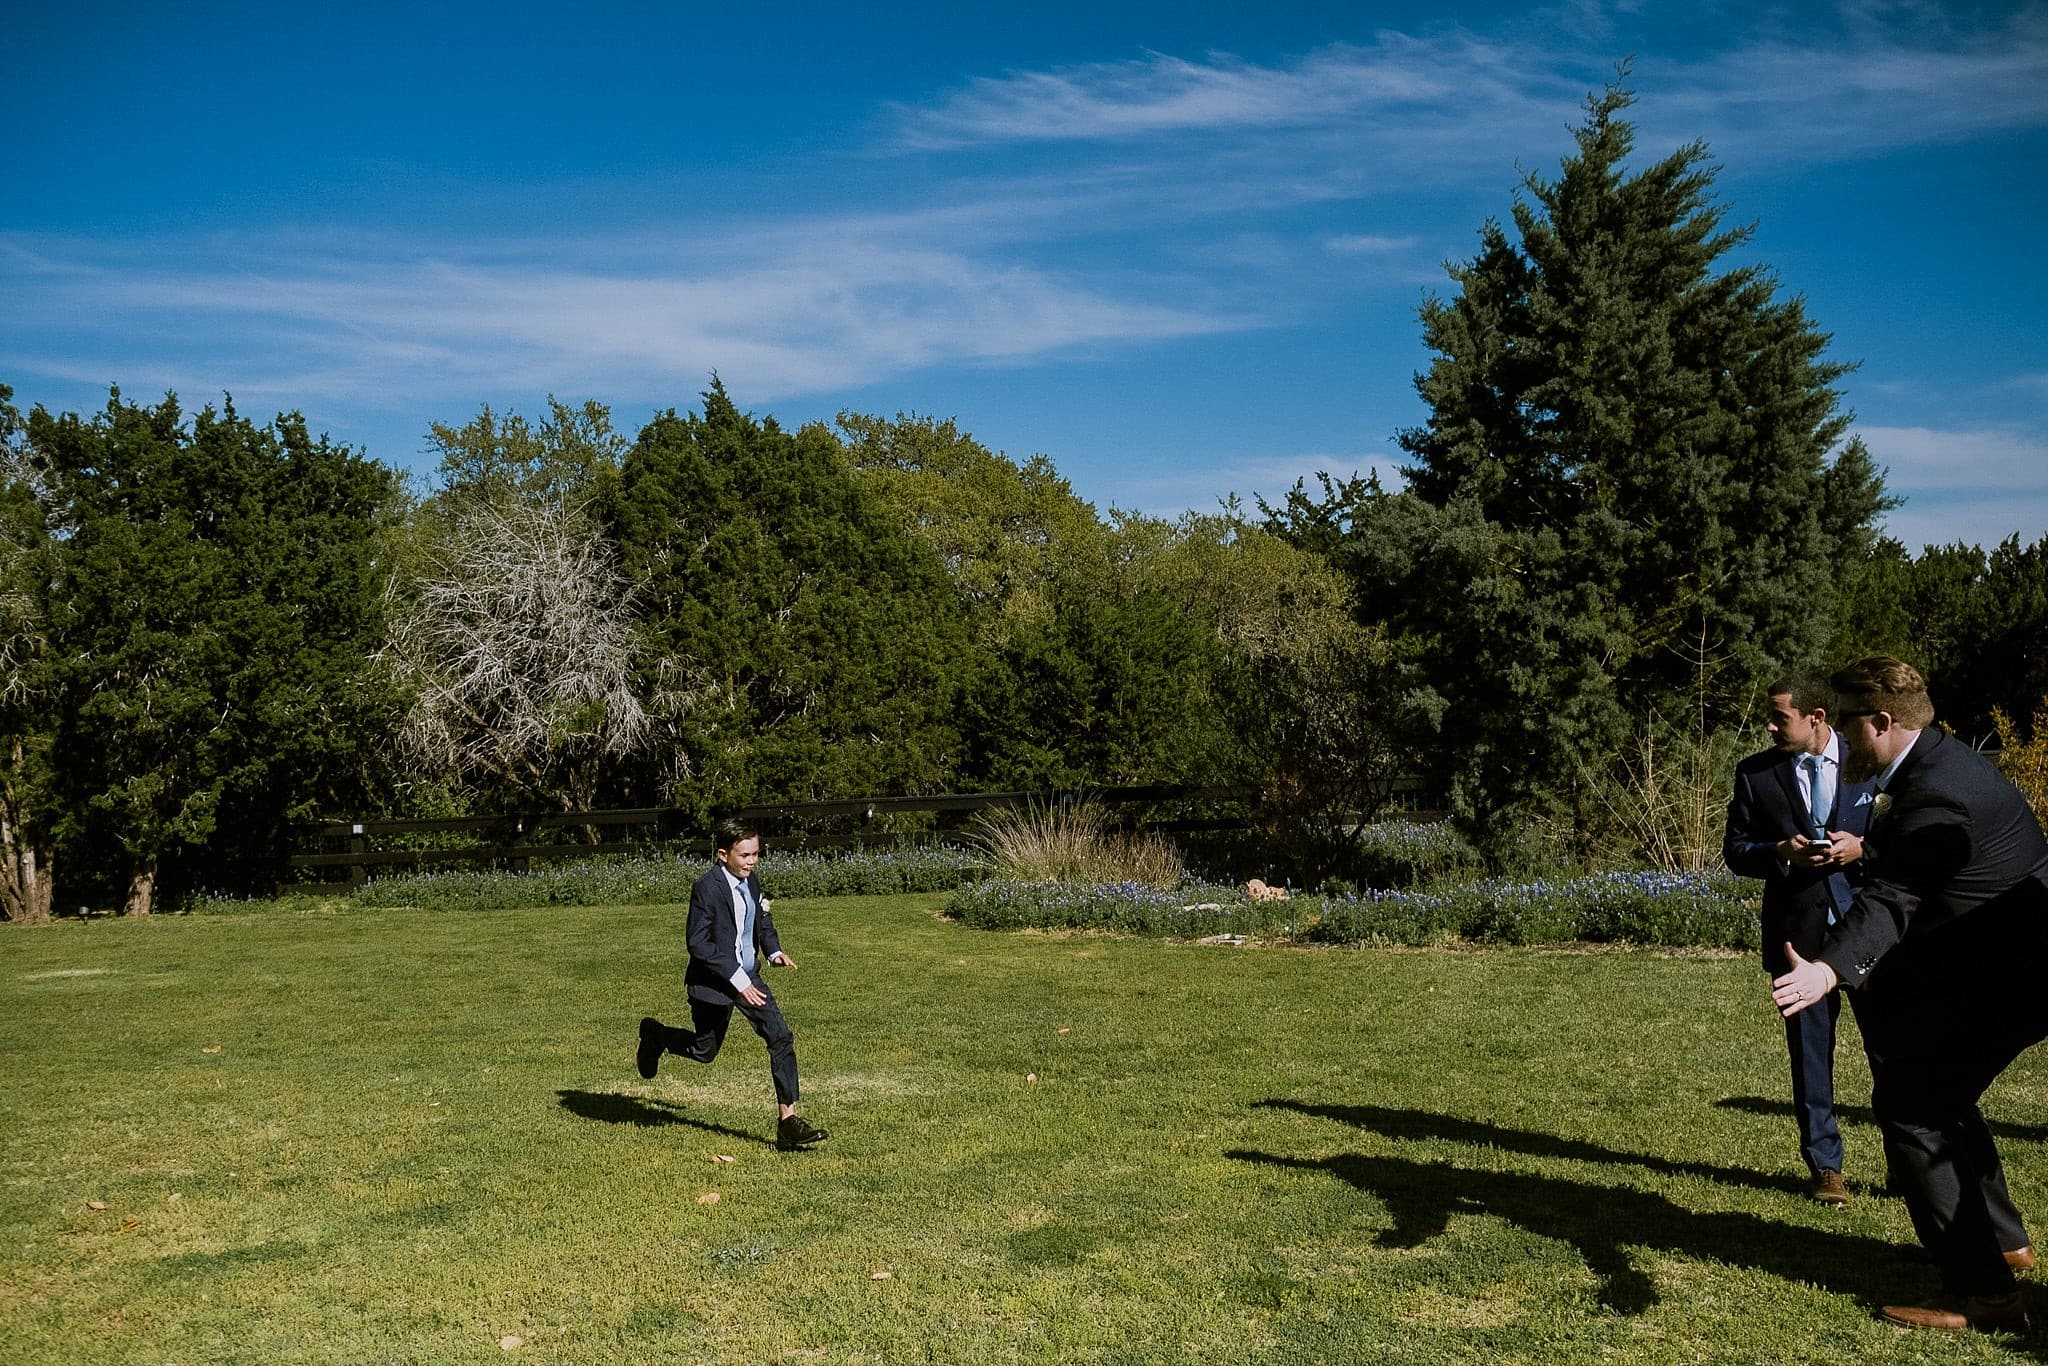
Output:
[
  {"xmin": 949, "ymin": 869, "xmax": 1760, "ymax": 950},
  {"xmin": 194, "ymin": 845, "xmax": 985, "ymax": 914}
]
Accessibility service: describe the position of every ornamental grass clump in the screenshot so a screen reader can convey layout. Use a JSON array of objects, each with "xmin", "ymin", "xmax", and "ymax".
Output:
[{"xmin": 968, "ymin": 800, "xmax": 1185, "ymax": 888}]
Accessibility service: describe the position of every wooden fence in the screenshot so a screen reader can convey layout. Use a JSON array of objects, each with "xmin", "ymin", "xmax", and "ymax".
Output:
[{"xmin": 287, "ymin": 778, "xmax": 1443, "ymax": 889}]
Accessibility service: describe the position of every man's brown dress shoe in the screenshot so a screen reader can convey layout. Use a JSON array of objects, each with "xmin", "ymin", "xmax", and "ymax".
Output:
[
  {"xmin": 2007, "ymin": 1245, "xmax": 2037, "ymax": 1272},
  {"xmin": 1807, "ymin": 1169, "xmax": 1850, "ymax": 1206},
  {"xmin": 1881, "ymin": 1293, "xmax": 2027, "ymax": 1333}
]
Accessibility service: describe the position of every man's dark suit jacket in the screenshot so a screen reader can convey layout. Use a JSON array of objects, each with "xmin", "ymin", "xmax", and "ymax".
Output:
[
  {"xmin": 1725, "ymin": 741, "xmax": 1870, "ymax": 975},
  {"xmin": 684, "ymin": 863, "xmax": 783, "ymax": 1005},
  {"xmin": 1817, "ymin": 727, "xmax": 2048, "ymax": 991}
]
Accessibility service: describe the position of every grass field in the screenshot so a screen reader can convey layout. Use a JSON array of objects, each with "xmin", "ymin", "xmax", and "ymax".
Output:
[{"xmin": 5, "ymin": 894, "xmax": 2048, "ymax": 1363}]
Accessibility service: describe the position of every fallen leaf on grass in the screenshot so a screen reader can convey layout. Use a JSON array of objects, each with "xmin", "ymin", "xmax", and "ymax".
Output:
[
  {"xmin": 871, "ymin": 1270, "xmax": 892, "ymax": 1280},
  {"xmin": 166, "ymin": 1193, "xmax": 180, "ymax": 1204},
  {"xmin": 200, "ymin": 1046, "xmax": 221, "ymax": 1054},
  {"xmin": 86, "ymin": 1201, "xmax": 107, "ymax": 1211},
  {"xmin": 1025, "ymin": 1073, "xmax": 1037, "ymax": 1083},
  {"xmin": 499, "ymin": 1334, "xmax": 523, "ymax": 1350},
  {"xmin": 697, "ymin": 1192, "xmax": 720, "ymax": 1205},
  {"xmin": 1057, "ymin": 1027, "xmax": 1070, "ymax": 1034},
  {"xmin": 712, "ymin": 1154, "xmax": 735, "ymax": 1163}
]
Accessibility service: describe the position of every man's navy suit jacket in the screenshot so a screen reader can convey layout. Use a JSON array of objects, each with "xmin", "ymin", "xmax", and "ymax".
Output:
[
  {"xmin": 684, "ymin": 863, "xmax": 783, "ymax": 1005},
  {"xmin": 1816, "ymin": 727, "xmax": 2048, "ymax": 994},
  {"xmin": 1725, "ymin": 741, "xmax": 1871, "ymax": 975}
]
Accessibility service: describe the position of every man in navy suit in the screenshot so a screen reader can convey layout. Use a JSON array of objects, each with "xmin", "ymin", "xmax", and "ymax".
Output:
[
  {"xmin": 1773, "ymin": 657, "xmax": 2048, "ymax": 1332},
  {"xmin": 637, "ymin": 818, "xmax": 828, "ymax": 1151},
  {"xmin": 1725, "ymin": 673, "xmax": 1873, "ymax": 1205}
]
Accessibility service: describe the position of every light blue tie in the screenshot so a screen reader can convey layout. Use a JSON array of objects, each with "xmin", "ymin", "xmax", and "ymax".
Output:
[
  {"xmin": 737, "ymin": 879, "xmax": 758, "ymax": 975},
  {"xmin": 1805, "ymin": 753, "xmax": 1834, "ymax": 840}
]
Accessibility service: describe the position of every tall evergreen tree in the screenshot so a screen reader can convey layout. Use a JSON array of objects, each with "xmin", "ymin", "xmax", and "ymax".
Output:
[{"xmin": 1271, "ymin": 82, "xmax": 1888, "ymax": 863}]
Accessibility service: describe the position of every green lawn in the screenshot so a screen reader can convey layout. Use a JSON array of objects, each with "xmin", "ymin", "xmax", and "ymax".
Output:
[{"xmin": 5, "ymin": 895, "xmax": 2047, "ymax": 1364}]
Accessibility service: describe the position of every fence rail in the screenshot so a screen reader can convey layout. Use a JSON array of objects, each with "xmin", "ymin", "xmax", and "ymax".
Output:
[{"xmin": 287, "ymin": 778, "xmax": 1442, "ymax": 889}]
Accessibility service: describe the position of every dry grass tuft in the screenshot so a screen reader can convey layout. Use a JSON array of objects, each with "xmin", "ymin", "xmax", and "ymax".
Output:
[{"xmin": 968, "ymin": 799, "xmax": 1186, "ymax": 888}]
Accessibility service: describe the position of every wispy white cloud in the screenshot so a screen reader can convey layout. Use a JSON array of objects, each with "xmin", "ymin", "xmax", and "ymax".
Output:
[
  {"xmin": 1635, "ymin": 8, "xmax": 2048, "ymax": 161},
  {"xmin": 1324, "ymin": 234, "xmax": 1420, "ymax": 256},
  {"xmin": 889, "ymin": 34, "xmax": 1585, "ymax": 161},
  {"xmin": 1, "ymin": 231, "xmax": 1242, "ymax": 409},
  {"xmin": 889, "ymin": 13, "xmax": 2048, "ymax": 168},
  {"xmin": 1859, "ymin": 424, "xmax": 2048, "ymax": 550}
]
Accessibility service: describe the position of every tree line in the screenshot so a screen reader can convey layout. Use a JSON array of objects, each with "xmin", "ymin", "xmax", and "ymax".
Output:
[{"xmin": 3, "ymin": 84, "xmax": 2041, "ymax": 918}]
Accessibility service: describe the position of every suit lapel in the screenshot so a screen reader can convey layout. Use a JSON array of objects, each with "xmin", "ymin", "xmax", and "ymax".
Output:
[{"xmin": 1771, "ymin": 751, "xmax": 1805, "ymax": 826}]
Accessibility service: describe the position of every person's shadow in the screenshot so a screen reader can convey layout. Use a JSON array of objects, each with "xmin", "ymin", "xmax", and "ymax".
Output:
[
  {"xmin": 1715, "ymin": 1095, "xmax": 2048, "ymax": 1144},
  {"xmin": 555, "ymin": 1089, "xmax": 766, "ymax": 1146},
  {"xmin": 1238, "ymin": 1099, "xmax": 2047, "ymax": 1353},
  {"xmin": 1256, "ymin": 1099, "xmax": 1807, "ymax": 1196}
]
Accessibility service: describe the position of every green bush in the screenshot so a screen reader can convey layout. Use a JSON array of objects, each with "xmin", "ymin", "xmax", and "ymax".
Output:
[
  {"xmin": 1347, "ymin": 819, "xmax": 1482, "ymax": 889},
  {"xmin": 953, "ymin": 869, "xmax": 1758, "ymax": 950},
  {"xmin": 1304, "ymin": 870, "xmax": 1758, "ymax": 949},
  {"xmin": 947, "ymin": 878, "xmax": 1281, "ymax": 938},
  {"xmin": 195, "ymin": 845, "xmax": 985, "ymax": 914}
]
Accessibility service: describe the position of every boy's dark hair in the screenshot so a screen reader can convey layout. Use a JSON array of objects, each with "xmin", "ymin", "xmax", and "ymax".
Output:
[
  {"xmin": 713, "ymin": 817, "xmax": 762, "ymax": 854},
  {"xmin": 1767, "ymin": 672, "xmax": 1834, "ymax": 716}
]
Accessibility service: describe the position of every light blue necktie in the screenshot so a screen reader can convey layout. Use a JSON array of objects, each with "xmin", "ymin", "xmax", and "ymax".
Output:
[
  {"xmin": 1804, "ymin": 753, "xmax": 1835, "ymax": 840},
  {"xmin": 736, "ymin": 878, "xmax": 758, "ymax": 975}
]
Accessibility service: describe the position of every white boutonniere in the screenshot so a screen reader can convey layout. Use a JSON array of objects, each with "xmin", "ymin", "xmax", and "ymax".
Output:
[{"xmin": 1871, "ymin": 793, "xmax": 1893, "ymax": 822}]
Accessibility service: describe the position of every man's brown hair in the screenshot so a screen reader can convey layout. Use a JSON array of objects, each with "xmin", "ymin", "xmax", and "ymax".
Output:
[{"xmin": 1829, "ymin": 655, "xmax": 1936, "ymax": 729}]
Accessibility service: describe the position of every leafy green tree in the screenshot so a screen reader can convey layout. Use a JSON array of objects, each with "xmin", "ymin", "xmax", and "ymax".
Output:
[
  {"xmin": 28, "ymin": 390, "xmax": 399, "ymax": 911},
  {"xmin": 834, "ymin": 410, "xmax": 1106, "ymax": 641},
  {"xmin": 1831, "ymin": 533, "xmax": 2048, "ymax": 741},
  {"xmin": 1267, "ymin": 82, "xmax": 1887, "ymax": 866},
  {"xmin": 609, "ymin": 381, "xmax": 970, "ymax": 816},
  {"xmin": 0, "ymin": 383, "xmax": 56, "ymax": 920},
  {"xmin": 961, "ymin": 582, "xmax": 1237, "ymax": 790}
]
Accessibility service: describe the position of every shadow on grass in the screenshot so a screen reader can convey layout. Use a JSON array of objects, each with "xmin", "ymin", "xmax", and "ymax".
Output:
[
  {"xmin": 1255, "ymin": 1099, "xmax": 1806, "ymax": 1196},
  {"xmin": 1242, "ymin": 1101, "xmax": 2048, "ymax": 1354},
  {"xmin": 1716, "ymin": 1095, "xmax": 2048, "ymax": 1144},
  {"xmin": 555, "ymin": 1089, "xmax": 768, "ymax": 1146}
]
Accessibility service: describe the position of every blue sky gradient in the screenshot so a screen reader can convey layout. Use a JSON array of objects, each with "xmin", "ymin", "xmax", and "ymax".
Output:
[{"xmin": 6, "ymin": 1, "xmax": 2044, "ymax": 549}]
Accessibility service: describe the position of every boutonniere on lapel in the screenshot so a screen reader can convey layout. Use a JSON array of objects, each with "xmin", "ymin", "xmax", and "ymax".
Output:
[{"xmin": 1870, "ymin": 793, "xmax": 1893, "ymax": 824}]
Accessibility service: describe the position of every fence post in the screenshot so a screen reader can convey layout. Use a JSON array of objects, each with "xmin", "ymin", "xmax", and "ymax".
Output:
[{"xmin": 348, "ymin": 824, "xmax": 366, "ymax": 891}]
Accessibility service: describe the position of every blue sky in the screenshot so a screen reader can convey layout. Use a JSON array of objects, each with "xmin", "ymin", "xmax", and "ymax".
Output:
[{"xmin": 5, "ymin": 1, "xmax": 2045, "ymax": 550}]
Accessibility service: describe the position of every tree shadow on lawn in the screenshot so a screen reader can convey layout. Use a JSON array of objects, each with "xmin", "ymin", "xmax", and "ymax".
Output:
[
  {"xmin": 556, "ymin": 1089, "xmax": 768, "ymax": 1146},
  {"xmin": 1256, "ymin": 1099, "xmax": 1806, "ymax": 1197},
  {"xmin": 1716, "ymin": 1095, "xmax": 2048, "ymax": 1144}
]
